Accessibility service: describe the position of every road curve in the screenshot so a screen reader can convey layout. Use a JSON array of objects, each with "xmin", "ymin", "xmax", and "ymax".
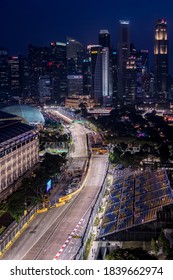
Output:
[{"xmin": 1, "ymin": 111, "xmax": 108, "ymax": 260}]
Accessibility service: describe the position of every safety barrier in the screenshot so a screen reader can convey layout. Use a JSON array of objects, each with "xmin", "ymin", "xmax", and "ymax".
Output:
[
  {"xmin": 73, "ymin": 160, "xmax": 109, "ymax": 260},
  {"xmin": 0, "ymin": 121, "xmax": 92, "ymax": 257},
  {"xmin": 0, "ymin": 205, "xmax": 38, "ymax": 257}
]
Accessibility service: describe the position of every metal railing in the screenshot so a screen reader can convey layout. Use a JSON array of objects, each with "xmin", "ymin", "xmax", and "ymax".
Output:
[
  {"xmin": 0, "ymin": 205, "xmax": 38, "ymax": 255},
  {"xmin": 73, "ymin": 160, "xmax": 109, "ymax": 259}
]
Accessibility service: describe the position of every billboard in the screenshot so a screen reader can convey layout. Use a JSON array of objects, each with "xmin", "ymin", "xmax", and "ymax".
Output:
[{"xmin": 46, "ymin": 179, "xmax": 52, "ymax": 193}]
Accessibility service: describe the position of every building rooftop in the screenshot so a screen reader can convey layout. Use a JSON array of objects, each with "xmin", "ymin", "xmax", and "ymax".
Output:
[
  {"xmin": 0, "ymin": 110, "xmax": 22, "ymax": 121},
  {"xmin": 99, "ymin": 29, "xmax": 109, "ymax": 34},
  {"xmin": 0, "ymin": 111, "xmax": 34, "ymax": 144},
  {"xmin": 1, "ymin": 105, "xmax": 45, "ymax": 125},
  {"xmin": 99, "ymin": 168, "xmax": 173, "ymax": 238}
]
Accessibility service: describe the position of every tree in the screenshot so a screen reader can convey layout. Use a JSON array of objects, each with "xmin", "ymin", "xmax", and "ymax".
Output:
[
  {"xmin": 105, "ymin": 248, "xmax": 157, "ymax": 260},
  {"xmin": 151, "ymin": 238, "xmax": 159, "ymax": 255},
  {"xmin": 159, "ymin": 145, "xmax": 170, "ymax": 163},
  {"xmin": 79, "ymin": 102, "xmax": 87, "ymax": 117},
  {"xmin": 158, "ymin": 231, "xmax": 171, "ymax": 255}
]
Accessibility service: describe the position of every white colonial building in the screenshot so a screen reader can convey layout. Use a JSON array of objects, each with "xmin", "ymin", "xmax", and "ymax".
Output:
[{"xmin": 0, "ymin": 111, "xmax": 39, "ymax": 201}]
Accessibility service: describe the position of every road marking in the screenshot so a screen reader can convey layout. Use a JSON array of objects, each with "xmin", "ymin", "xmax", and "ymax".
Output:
[{"xmin": 53, "ymin": 218, "xmax": 84, "ymax": 260}]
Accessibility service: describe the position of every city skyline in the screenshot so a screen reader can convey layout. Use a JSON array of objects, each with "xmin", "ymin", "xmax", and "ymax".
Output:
[{"xmin": 1, "ymin": 0, "xmax": 173, "ymax": 72}]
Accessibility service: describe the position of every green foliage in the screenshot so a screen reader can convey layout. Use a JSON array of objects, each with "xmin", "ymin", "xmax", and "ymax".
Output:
[
  {"xmin": 7, "ymin": 190, "xmax": 26, "ymax": 221},
  {"xmin": 165, "ymin": 251, "xmax": 173, "ymax": 260},
  {"xmin": 0, "ymin": 226, "xmax": 6, "ymax": 234},
  {"xmin": 159, "ymin": 145, "xmax": 170, "ymax": 163},
  {"xmin": 105, "ymin": 248, "xmax": 158, "ymax": 260},
  {"xmin": 158, "ymin": 232, "xmax": 171, "ymax": 254},
  {"xmin": 94, "ymin": 217, "xmax": 100, "ymax": 227},
  {"xmin": 151, "ymin": 238, "xmax": 159, "ymax": 254},
  {"xmin": 83, "ymin": 234, "xmax": 94, "ymax": 260},
  {"xmin": 98, "ymin": 205, "xmax": 104, "ymax": 213},
  {"xmin": 0, "ymin": 204, "xmax": 8, "ymax": 217},
  {"xmin": 0, "ymin": 153, "xmax": 67, "ymax": 222}
]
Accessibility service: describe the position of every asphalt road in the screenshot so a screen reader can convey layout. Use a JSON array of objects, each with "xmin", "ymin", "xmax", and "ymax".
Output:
[
  {"xmin": 2, "ymin": 154, "xmax": 108, "ymax": 260},
  {"xmin": 69, "ymin": 123, "xmax": 88, "ymax": 158},
  {"xmin": 1, "ymin": 111, "xmax": 108, "ymax": 260}
]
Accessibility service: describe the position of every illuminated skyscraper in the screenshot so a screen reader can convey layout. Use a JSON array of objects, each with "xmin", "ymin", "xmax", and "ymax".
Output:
[
  {"xmin": 88, "ymin": 45, "xmax": 102, "ymax": 104},
  {"xmin": 154, "ymin": 19, "xmax": 169, "ymax": 99},
  {"xmin": 38, "ymin": 75, "xmax": 51, "ymax": 103},
  {"xmin": 117, "ymin": 20, "xmax": 130, "ymax": 101},
  {"xmin": 137, "ymin": 50, "xmax": 150, "ymax": 99},
  {"xmin": 110, "ymin": 48, "xmax": 118, "ymax": 104},
  {"xmin": 0, "ymin": 48, "xmax": 9, "ymax": 99},
  {"xmin": 82, "ymin": 56, "xmax": 92, "ymax": 95},
  {"xmin": 8, "ymin": 56, "xmax": 21, "ymax": 95},
  {"xmin": 99, "ymin": 29, "xmax": 110, "ymax": 48},
  {"xmin": 102, "ymin": 46, "xmax": 112, "ymax": 105},
  {"xmin": 125, "ymin": 55, "xmax": 137, "ymax": 103},
  {"xmin": 99, "ymin": 30, "xmax": 112, "ymax": 106},
  {"xmin": 66, "ymin": 37, "xmax": 84, "ymax": 96},
  {"xmin": 49, "ymin": 41, "xmax": 67, "ymax": 102},
  {"xmin": 28, "ymin": 44, "xmax": 49, "ymax": 99}
]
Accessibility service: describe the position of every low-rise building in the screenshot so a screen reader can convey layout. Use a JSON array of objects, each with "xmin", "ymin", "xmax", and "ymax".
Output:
[{"xmin": 65, "ymin": 95, "xmax": 94, "ymax": 109}]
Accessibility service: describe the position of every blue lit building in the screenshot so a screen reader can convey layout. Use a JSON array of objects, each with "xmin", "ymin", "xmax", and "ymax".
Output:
[{"xmin": 1, "ymin": 104, "xmax": 45, "ymax": 125}]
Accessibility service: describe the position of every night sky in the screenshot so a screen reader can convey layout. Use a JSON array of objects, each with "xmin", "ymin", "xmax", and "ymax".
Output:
[{"xmin": 1, "ymin": 0, "xmax": 173, "ymax": 72}]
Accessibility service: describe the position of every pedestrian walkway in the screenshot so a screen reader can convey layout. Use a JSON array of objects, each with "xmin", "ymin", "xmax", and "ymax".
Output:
[{"xmin": 87, "ymin": 241, "xmax": 99, "ymax": 260}]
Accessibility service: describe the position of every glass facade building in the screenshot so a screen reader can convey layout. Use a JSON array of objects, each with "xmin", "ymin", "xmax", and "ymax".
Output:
[
  {"xmin": 118, "ymin": 20, "xmax": 130, "ymax": 101},
  {"xmin": 154, "ymin": 19, "xmax": 169, "ymax": 99}
]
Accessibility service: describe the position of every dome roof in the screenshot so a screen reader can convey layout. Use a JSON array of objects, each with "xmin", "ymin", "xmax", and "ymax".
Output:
[{"xmin": 1, "ymin": 105, "xmax": 45, "ymax": 124}]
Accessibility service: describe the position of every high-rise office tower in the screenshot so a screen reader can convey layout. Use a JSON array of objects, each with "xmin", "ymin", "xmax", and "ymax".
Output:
[
  {"xmin": 154, "ymin": 19, "xmax": 169, "ymax": 100},
  {"xmin": 8, "ymin": 56, "xmax": 21, "ymax": 96},
  {"xmin": 110, "ymin": 48, "xmax": 118, "ymax": 105},
  {"xmin": 125, "ymin": 55, "xmax": 137, "ymax": 103},
  {"xmin": 99, "ymin": 30, "xmax": 112, "ymax": 106},
  {"xmin": 82, "ymin": 56, "xmax": 92, "ymax": 95},
  {"xmin": 149, "ymin": 72, "xmax": 155, "ymax": 98},
  {"xmin": 49, "ymin": 42, "xmax": 67, "ymax": 102},
  {"xmin": 137, "ymin": 50, "xmax": 150, "ymax": 99},
  {"xmin": 28, "ymin": 44, "xmax": 49, "ymax": 100},
  {"xmin": 19, "ymin": 56, "xmax": 29, "ymax": 102},
  {"xmin": 67, "ymin": 37, "xmax": 84, "ymax": 96},
  {"xmin": 88, "ymin": 45, "xmax": 103, "ymax": 104},
  {"xmin": 136, "ymin": 56, "xmax": 143, "ymax": 101},
  {"xmin": 102, "ymin": 46, "xmax": 112, "ymax": 105},
  {"xmin": 67, "ymin": 37, "xmax": 84, "ymax": 71},
  {"xmin": 0, "ymin": 48, "xmax": 9, "ymax": 102},
  {"xmin": 38, "ymin": 75, "xmax": 51, "ymax": 103},
  {"xmin": 138, "ymin": 49, "xmax": 149, "ymax": 72},
  {"xmin": 99, "ymin": 29, "xmax": 110, "ymax": 48},
  {"xmin": 117, "ymin": 20, "xmax": 130, "ymax": 101}
]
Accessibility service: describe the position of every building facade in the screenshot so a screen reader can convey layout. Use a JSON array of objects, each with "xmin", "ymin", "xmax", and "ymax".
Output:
[
  {"xmin": 82, "ymin": 57, "xmax": 92, "ymax": 96},
  {"xmin": 125, "ymin": 55, "xmax": 137, "ymax": 103},
  {"xmin": 0, "ymin": 112, "xmax": 39, "ymax": 201},
  {"xmin": 49, "ymin": 42, "xmax": 67, "ymax": 103},
  {"xmin": 38, "ymin": 75, "xmax": 51, "ymax": 103},
  {"xmin": 99, "ymin": 30, "xmax": 112, "ymax": 106},
  {"xmin": 88, "ymin": 45, "xmax": 103, "ymax": 105},
  {"xmin": 67, "ymin": 37, "xmax": 84, "ymax": 96},
  {"xmin": 8, "ymin": 56, "xmax": 21, "ymax": 96},
  {"xmin": 117, "ymin": 20, "xmax": 130, "ymax": 101},
  {"xmin": 28, "ymin": 44, "xmax": 49, "ymax": 101},
  {"xmin": 0, "ymin": 48, "xmax": 9, "ymax": 103},
  {"xmin": 110, "ymin": 48, "xmax": 118, "ymax": 105},
  {"xmin": 154, "ymin": 19, "xmax": 169, "ymax": 100}
]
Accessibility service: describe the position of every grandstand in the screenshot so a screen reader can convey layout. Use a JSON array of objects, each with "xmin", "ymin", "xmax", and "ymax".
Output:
[{"xmin": 98, "ymin": 168, "xmax": 173, "ymax": 241}]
